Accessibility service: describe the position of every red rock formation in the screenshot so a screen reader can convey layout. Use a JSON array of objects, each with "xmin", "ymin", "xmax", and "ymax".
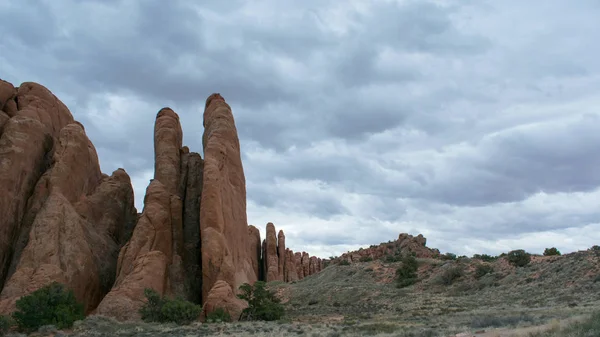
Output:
[
  {"xmin": 200, "ymin": 94, "xmax": 256, "ymax": 320},
  {"xmin": 263, "ymin": 223, "xmax": 279, "ymax": 281},
  {"xmin": 0, "ymin": 81, "xmax": 136, "ymax": 314},
  {"xmin": 277, "ymin": 230, "xmax": 285, "ymax": 281},
  {"xmin": 96, "ymin": 108, "xmax": 186, "ymax": 320},
  {"xmin": 248, "ymin": 225, "xmax": 261, "ymax": 281},
  {"xmin": 301, "ymin": 252, "xmax": 310, "ymax": 277},
  {"xmin": 309, "ymin": 256, "xmax": 318, "ymax": 275},
  {"xmin": 336, "ymin": 233, "xmax": 440, "ymax": 264},
  {"xmin": 285, "ymin": 249, "xmax": 299, "ymax": 282},
  {"xmin": 295, "ymin": 252, "xmax": 304, "ymax": 279}
]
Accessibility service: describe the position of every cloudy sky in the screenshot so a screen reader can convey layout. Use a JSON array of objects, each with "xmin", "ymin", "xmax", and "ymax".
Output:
[{"xmin": 2, "ymin": 0, "xmax": 600, "ymax": 259}]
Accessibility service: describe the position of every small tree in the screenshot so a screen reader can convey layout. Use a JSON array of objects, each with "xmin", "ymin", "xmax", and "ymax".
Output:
[
  {"xmin": 396, "ymin": 255, "xmax": 419, "ymax": 288},
  {"xmin": 543, "ymin": 247, "xmax": 561, "ymax": 256},
  {"xmin": 440, "ymin": 266, "xmax": 464, "ymax": 285},
  {"xmin": 506, "ymin": 249, "xmax": 531, "ymax": 267},
  {"xmin": 11, "ymin": 282, "xmax": 85, "ymax": 332},
  {"xmin": 441, "ymin": 253, "xmax": 457, "ymax": 261},
  {"xmin": 238, "ymin": 281, "xmax": 285, "ymax": 321},
  {"xmin": 139, "ymin": 288, "xmax": 202, "ymax": 325}
]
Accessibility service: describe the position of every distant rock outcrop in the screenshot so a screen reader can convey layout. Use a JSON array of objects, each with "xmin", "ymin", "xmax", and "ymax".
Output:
[{"xmin": 335, "ymin": 233, "xmax": 441, "ymax": 264}]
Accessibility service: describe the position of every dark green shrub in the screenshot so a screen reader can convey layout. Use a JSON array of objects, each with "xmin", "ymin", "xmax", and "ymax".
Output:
[
  {"xmin": 205, "ymin": 307, "xmax": 232, "ymax": 323},
  {"xmin": 506, "ymin": 250, "xmax": 531, "ymax": 267},
  {"xmin": 0, "ymin": 315, "xmax": 12, "ymax": 336},
  {"xmin": 396, "ymin": 255, "xmax": 419, "ymax": 288},
  {"xmin": 11, "ymin": 282, "xmax": 84, "ymax": 332},
  {"xmin": 440, "ymin": 266, "xmax": 463, "ymax": 285},
  {"xmin": 543, "ymin": 247, "xmax": 561, "ymax": 256},
  {"xmin": 474, "ymin": 264, "xmax": 494, "ymax": 279},
  {"xmin": 238, "ymin": 281, "xmax": 285, "ymax": 321},
  {"xmin": 139, "ymin": 288, "xmax": 202, "ymax": 325},
  {"xmin": 359, "ymin": 256, "xmax": 373, "ymax": 262},
  {"xmin": 472, "ymin": 254, "xmax": 498, "ymax": 262},
  {"xmin": 441, "ymin": 253, "xmax": 457, "ymax": 261},
  {"xmin": 384, "ymin": 255, "xmax": 402, "ymax": 263},
  {"xmin": 338, "ymin": 260, "xmax": 351, "ymax": 266}
]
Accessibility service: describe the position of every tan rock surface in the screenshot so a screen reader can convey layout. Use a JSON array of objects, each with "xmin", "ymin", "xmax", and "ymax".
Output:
[
  {"xmin": 248, "ymin": 225, "xmax": 261, "ymax": 282},
  {"xmin": 295, "ymin": 252, "xmax": 304, "ymax": 279}
]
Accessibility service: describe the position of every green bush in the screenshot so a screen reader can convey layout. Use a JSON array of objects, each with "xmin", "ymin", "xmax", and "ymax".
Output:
[
  {"xmin": 543, "ymin": 247, "xmax": 561, "ymax": 256},
  {"xmin": 396, "ymin": 255, "xmax": 419, "ymax": 288},
  {"xmin": 238, "ymin": 281, "xmax": 285, "ymax": 321},
  {"xmin": 440, "ymin": 266, "xmax": 464, "ymax": 285},
  {"xmin": 0, "ymin": 315, "xmax": 12, "ymax": 336},
  {"xmin": 472, "ymin": 254, "xmax": 498, "ymax": 262},
  {"xmin": 139, "ymin": 288, "xmax": 202, "ymax": 325},
  {"xmin": 205, "ymin": 307, "xmax": 232, "ymax": 323},
  {"xmin": 441, "ymin": 253, "xmax": 457, "ymax": 261},
  {"xmin": 506, "ymin": 249, "xmax": 531, "ymax": 267},
  {"xmin": 384, "ymin": 255, "xmax": 402, "ymax": 263},
  {"xmin": 11, "ymin": 282, "xmax": 85, "ymax": 332},
  {"xmin": 359, "ymin": 256, "xmax": 373, "ymax": 262},
  {"xmin": 474, "ymin": 264, "xmax": 494, "ymax": 279},
  {"xmin": 338, "ymin": 260, "xmax": 351, "ymax": 266}
]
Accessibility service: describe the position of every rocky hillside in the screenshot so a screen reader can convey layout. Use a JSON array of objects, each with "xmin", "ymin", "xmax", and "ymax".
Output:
[{"xmin": 0, "ymin": 79, "xmax": 323, "ymax": 321}]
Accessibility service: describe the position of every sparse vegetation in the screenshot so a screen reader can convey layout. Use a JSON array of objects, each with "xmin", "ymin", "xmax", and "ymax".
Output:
[
  {"xmin": 395, "ymin": 255, "xmax": 419, "ymax": 288},
  {"xmin": 441, "ymin": 253, "xmax": 457, "ymax": 261},
  {"xmin": 528, "ymin": 311, "xmax": 600, "ymax": 336},
  {"xmin": 474, "ymin": 264, "xmax": 494, "ymax": 279},
  {"xmin": 543, "ymin": 247, "xmax": 561, "ymax": 256},
  {"xmin": 440, "ymin": 266, "xmax": 464, "ymax": 285},
  {"xmin": 238, "ymin": 281, "xmax": 285, "ymax": 321},
  {"xmin": 338, "ymin": 260, "xmax": 351, "ymax": 266},
  {"xmin": 205, "ymin": 307, "xmax": 232, "ymax": 323},
  {"xmin": 359, "ymin": 256, "xmax": 373, "ymax": 262},
  {"xmin": 0, "ymin": 315, "xmax": 11, "ymax": 336},
  {"xmin": 472, "ymin": 254, "xmax": 498, "ymax": 262},
  {"xmin": 506, "ymin": 249, "xmax": 531, "ymax": 267},
  {"xmin": 11, "ymin": 282, "xmax": 85, "ymax": 332},
  {"xmin": 139, "ymin": 288, "xmax": 202, "ymax": 325}
]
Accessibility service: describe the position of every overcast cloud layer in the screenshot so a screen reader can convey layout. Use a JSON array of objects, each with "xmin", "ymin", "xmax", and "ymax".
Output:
[{"xmin": 2, "ymin": 0, "xmax": 600, "ymax": 259}]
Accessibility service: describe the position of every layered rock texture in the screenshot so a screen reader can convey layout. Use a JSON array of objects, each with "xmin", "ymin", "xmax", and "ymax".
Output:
[
  {"xmin": 0, "ymin": 80, "xmax": 324, "ymax": 321},
  {"xmin": 334, "ymin": 233, "xmax": 441, "ymax": 264}
]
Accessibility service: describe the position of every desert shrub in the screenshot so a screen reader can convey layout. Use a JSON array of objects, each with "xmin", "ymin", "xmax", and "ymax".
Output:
[
  {"xmin": 440, "ymin": 266, "xmax": 464, "ymax": 285},
  {"xmin": 506, "ymin": 249, "xmax": 531, "ymax": 267},
  {"xmin": 441, "ymin": 253, "xmax": 457, "ymax": 261},
  {"xmin": 0, "ymin": 315, "xmax": 11, "ymax": 336},
  {"xmin": 384, "ymin": 255, "xmax": 402, "ymax": 263},
  {"xmin": 359, "ymin": 256, "xmax": 373, "ymax": 262},
  {"xmin": 474, "ymin": 264, "xmax": 494, "ymax": 279},
  {"xmin": 338, "ymin": 260, "xmax": 351, "ymax": 266},
  {"xmin": 471, "ymin": 313, "xmax": 535, "ymax": 328},
  {"xmin": 11, "ymin": 282, "xmax": 84, "ymax": 332},
  {"xmin": 543, "ymin": 247, "xmax": 561, "ymax": 256},
  {"xmin": 205, "ymin": 307, "xmax": 231, "ymax": 323},
  {"xmin": 396, "ymin": 255, "xmax": 419, "ymax": 288},
  {"xmin": 238, "ymin": 281, "xmax": 285, "ymax": 321},
  {"xmin": 472, "ymin": 254, "xmax": 498, "ymax": 262},
  {"xmin": 139, "ymin": 288, "xmax": 202, "ymax": 325}
]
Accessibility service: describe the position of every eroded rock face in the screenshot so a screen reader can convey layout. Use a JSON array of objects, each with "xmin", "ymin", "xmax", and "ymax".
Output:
[
  {"xmin": 0, "ymin": 81, "xmax": 136, "ymax": 315},
  {"xmin": 248, "ymin": 225, "xmax": 261, "ymax": 281},
  {"xmin": 285, "ymin": 249, "xmax": 298, "ymax": 282},
  {"xmin": 302, "ymin": 252, "xmax": 310, "ymax": 277},
  {"xmin": 200, "ymin": 94, "xmax": 256, "ymax": 320},
  {"xmin": 96, "ymin": 108, "xmax": 189, "ymax": 320},
  {"xmin": 277, "ymin": 230, "xmax": 285, "ymax": 281},
  {"xmin": 263, "ymin": 223, "xmax": 279, "ymax": 282},
  {"xmin": 295, "ymin": 252, "xmax": 304, "ymax": 279}
]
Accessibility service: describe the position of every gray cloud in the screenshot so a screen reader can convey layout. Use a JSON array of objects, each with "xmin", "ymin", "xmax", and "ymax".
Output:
[{"xmin": 2, "ymin": 0, "xmax": 600, "ymax": 257}]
